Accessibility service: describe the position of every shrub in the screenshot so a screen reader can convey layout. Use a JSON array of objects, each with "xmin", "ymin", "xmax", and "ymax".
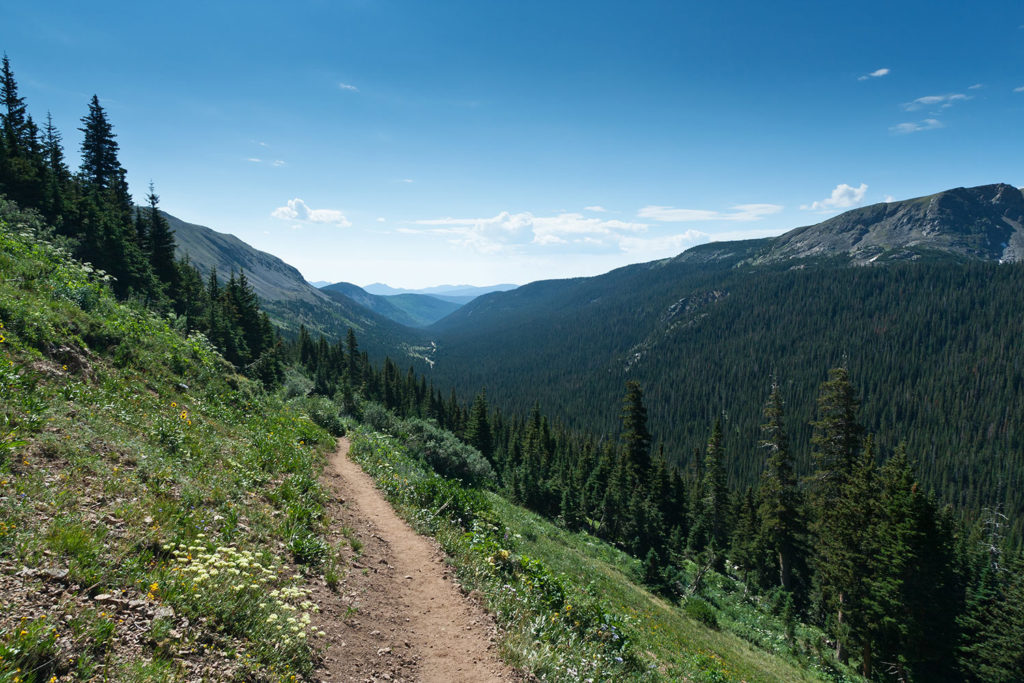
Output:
[
  {"xmin": 401, "ymin": 418, "xmax": 496, "ymax": 487},
  {"xmin": 684, "ymin": 597, "xmax": 719, "ymax": 629}
]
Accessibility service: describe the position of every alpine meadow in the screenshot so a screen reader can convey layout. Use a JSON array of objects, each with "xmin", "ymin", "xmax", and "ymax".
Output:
[{"xmin": 2, "ymin": 2, "xmax": 1024, "ymax": 681}]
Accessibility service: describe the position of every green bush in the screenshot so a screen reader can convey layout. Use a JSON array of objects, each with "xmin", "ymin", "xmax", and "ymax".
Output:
[
  {"xmin": 401, "ymin": 418, "xmax": 495, "ymax": 487},
  {"xmin": 684, "ymin": 597, "xmax": 719, "ymax": 630},
  {"xmin": 300, "ymin": 396, "xmax": 347, "ymax": 436}
]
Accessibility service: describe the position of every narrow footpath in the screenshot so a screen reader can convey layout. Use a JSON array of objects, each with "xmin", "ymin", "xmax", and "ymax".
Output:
[{"xmin": 314, "ymin": 437, "xmax": 519, "ymax": 683}]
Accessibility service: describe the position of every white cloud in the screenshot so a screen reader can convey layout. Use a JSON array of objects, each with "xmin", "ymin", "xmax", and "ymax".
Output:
[
  {"xmin": 800, "ymin": 183, "xmax": 868, "ymax": 212},
  {"xmin": 890, "ymin": 118, "xmax": 944, "ymax": 134},
  {"xmin": 409, "ymin": 211, "xmax": 648, "ymax": 254},
  {"xmin": 272, "ymin": 160, "xmax": 287, "ymax": 167},
  {"xmin": 338, "ymin": 82, "xmax": 359, "ymax": 92},
  {"xmin": 902, "ymin": 93, "xmax": 969, "ymax": 111},
  {"xmin": 884, "ymin": 194, "xmax": 896, "ymax": 203},
  {"xmin": 619, "ymin": 230, "xmax": 708, "ymax": 255},
  {"xmin": 1014, "ymin": 86, "xmax": 1024, "ymax": 93},
  {"xmin": 246, "ymin": 157, "xmax": 262, "ymax": 163},
  {"xmin": 858, "ymin": 67, "xmax": 890, "ymax": 81},
  {"xmin": 584, "ymin": 205, "xmax": 608, "ymax": 212},
  {"xmin": 376, "ymin": 217, "xmax": 386, "ymax": 223},
  {"xmin": 968, "ymin": 83, "xmax": 984, "ymax": 90},
  {"xmin": 637, "ymin": 203, "xmax": 783, "ymax": 222},
  {"xmin": 400, "ymin": 178, "xmax": 414, "ymax": 183},
  {"xmin": 271, "ymin": 198, "xmax": 351, "ymax": 227}
]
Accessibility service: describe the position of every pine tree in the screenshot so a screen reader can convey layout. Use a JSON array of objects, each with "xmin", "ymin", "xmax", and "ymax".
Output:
[
  {"xmin": 758, "ymin": 382, "xmax": 801, "ymax": 591},
  {"xmin": 147, "ymin": 183, "xmax": 178, "ymax": 289},
  {"xmin": 465, "ymin": 388, "xmax": 493, "ymax": 463},
  {"xmin": 1, "ymin": 54, "xmax": 28, "ymax": 152},
  {"xmin": 808, "ymin": 367, "xmax": 865, "ymax": 664},
  {"xmin": 78, "ymin": 95, "xmax": 121, "ymax": 192},
  {"xmin": 688, "ymin": 419, "xmax": 728, "ymax": 557},
  {"xmin": 620, "ymin": 380, "xmax": 652, "ymax": 475}
]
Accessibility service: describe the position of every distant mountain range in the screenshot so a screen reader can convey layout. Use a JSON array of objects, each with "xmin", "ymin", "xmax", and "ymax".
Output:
[
  {"xmin": 163, "ymin": 211, "xmax": 430, "ymax": 363},
  {"xmin": 363, "ymin": 283, "xmax": 519, "ymax": 301},
  {"xmin": 320, "ymin": 282, "xmax": 463, "ymax": 328}
]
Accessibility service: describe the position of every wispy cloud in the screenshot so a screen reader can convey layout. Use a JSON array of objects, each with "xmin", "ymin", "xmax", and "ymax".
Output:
[
  {"xmin": 800, "ymin": 183, "xmax": 868, "ymax": 212},
  {"xmin": 272, "ymin": 160, "xmax": 287, "ymax": 167},
  {"xmin": 246, "ymin": 157, "xmax": 262, "ymax": 163},
  {"xmin": 399, "ymin": 178, "xmax": 414, "ymax": 184},
  {"xmin": 1014, "ymin": 86, "xmax": 1024, "ymax": 93},
  {"xmin": 637, "ymin": 203, "xmax": 783, "ymax": 222},
  {"xmin": 902, "ymin": 93, "xmax": 969, "ymax": 111},
  {"xmin": 584, "ymin": 205, "xmax": 608, "ymax": 213},
  {"xmin": 338, "ymin": 82, "xmax": 359, "ymax": 92},
  {"xmin": 858, "ymin": 67, "xmax": 890, "ymax": 81},
  {"xmin": 408, "ymin": 211, "xmax": 648, "ymax": 254},
  {"xmin": 376, "ymin": 217, "xmax": 386, "ymax": 223},
  {"xmin": 968, "ymin": 83, "xmax": 984, "ymax": 90},
  {"xmin": 619, "ymin": 231, "xmax": 708, "ymax": 255},
  {"xmin": 271, "ymin": 198, "xmax": 351, "ymax": 227},
  {"xmin": 890, "ymin": 118, "xmax": 944, "ymax": 134}
]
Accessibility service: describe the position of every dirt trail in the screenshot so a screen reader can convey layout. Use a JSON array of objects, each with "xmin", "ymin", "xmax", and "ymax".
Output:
[{"xmin": 315, "ymin": 437, "xmax": 518, "ymax": 682}]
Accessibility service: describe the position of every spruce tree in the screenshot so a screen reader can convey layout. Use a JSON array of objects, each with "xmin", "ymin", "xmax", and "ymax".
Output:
[
  {"xmin": 465, "ymin": 388, "xmax": 493, "ymax": 463},
  {"xmin": 688, "ymin": 419, "xmax": 728, "ymax": 557},
  {"xmin": 620, "ymin": 380, "xmax": 652, "ymax": 474},
  {"xmin": 147, "ymin": 183, "xmax": 178, "ymax": 289},
  {"xmin": 79, "ymin": 95, "xmax": 121, "ymax": 192},
  {"xmin": 808, "ymin": 367, "xmax": 865, "ymax": 664},
  {"xmin": 758, "ymin": 382, "xmax": 801, "ymax": 591}
]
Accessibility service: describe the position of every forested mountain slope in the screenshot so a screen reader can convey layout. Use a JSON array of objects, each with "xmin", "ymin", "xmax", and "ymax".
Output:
[
  {"xmin": 320, "ymin": 281, "xmax": 462, "ymax": 327},
  {"xmin": 165, "ymin": 211, "xmax": 430, "ymax": 362},
  {"xmin": 428, "ymin": 184, "xmax": 1024, "ymax": 538}
]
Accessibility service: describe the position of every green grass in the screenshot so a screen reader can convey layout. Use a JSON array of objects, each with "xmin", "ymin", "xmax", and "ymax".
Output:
[
  {"xmin": 488, "ymin": 496, "xmax": 856, "ymax": 682},
  {"xmin": 0, "ymin": 216, "xmax": 338, "ymax": 679}
]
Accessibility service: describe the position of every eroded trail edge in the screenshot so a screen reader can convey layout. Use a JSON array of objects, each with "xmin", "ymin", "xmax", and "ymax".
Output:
[{"xmin": 317, "ymin": 437, "xmax": 515, "ymax": 682}]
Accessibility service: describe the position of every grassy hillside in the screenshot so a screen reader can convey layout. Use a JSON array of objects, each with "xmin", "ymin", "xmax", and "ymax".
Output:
[{"xmin": 0, "ymin": 217, "xmax": 340, "ymax": 679}]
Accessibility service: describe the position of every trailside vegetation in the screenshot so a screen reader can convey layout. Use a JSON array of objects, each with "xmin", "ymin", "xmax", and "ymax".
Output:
[{"xmin": 0, "ymin": 56, "xmax": 283, "ymax": 385}]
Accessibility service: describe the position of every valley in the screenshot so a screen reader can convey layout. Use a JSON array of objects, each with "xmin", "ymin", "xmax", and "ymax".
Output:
[{"xmin": 2, "ymin": 17, "xmax": 1024, "ymax": 682}]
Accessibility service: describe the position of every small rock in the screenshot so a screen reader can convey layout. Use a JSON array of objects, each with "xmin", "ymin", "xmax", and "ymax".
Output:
[
  {"xmin": 94, "ymin": 593, "xmax": 115, "ymax": 603},
  {"xmin": 376, "ymin": 647, "xmax": 392, "ymax": 656},
  {"xmin": 143, "ymin": 516, "xmax": 153, "ymax": 525},
  {"xmin": 154, "ymin": 606, "xmax": 175, "ymax": 620},
  {"xmin": 44, "ymin": 567, "xmax": 69, "ymax": 582}
]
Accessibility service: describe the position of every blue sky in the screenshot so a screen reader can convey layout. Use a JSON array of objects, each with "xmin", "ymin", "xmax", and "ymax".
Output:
[{"xmin": 4, "ymin": 1, "xmax": 1023, "ymax": 287}]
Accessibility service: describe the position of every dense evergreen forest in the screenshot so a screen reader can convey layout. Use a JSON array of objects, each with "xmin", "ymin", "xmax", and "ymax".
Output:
[
  {"xmin": 290, "ymin": 323, "xmax": 1024, "ymax": 681},
  {"xmin": 428, "ymin": 250, "xmax": 1024, "ymax": 543},
  {"xmin": 4, "ymin": 52, "xmax": 1023, "ymax": 679}
]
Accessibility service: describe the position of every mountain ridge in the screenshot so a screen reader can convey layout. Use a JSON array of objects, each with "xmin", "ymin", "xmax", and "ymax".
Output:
[{"xmin": 163, "ymin": 211, "xmax": 429, "ymax": 361}]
